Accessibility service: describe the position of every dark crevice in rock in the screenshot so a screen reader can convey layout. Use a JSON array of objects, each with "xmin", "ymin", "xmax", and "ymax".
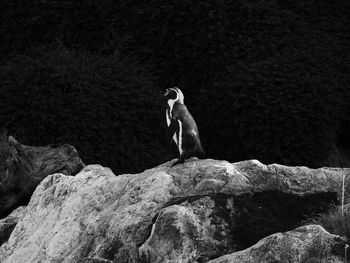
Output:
[
  {"xmin": 102, "ymin": 240, "xmax": 122, "ymax": 261},
  {"xmin": 162, "ymin": 191, "xmax": 338, "ymax": 256},
  {"xmin": 0, "ymin": 184, "xmax": 35, "ymax": 219},
  {"xmin": 162, "ymin": 193, "xmax": 234, "ymax": 209},
  {"xmin": 0, "ymin": 206, "xmax": 25, "ymax": 246},
  {"xmin": 217, "ymin": 191, "xmax": 338, "ymax": 250},
  {"xmin": 0, "ymin": 223, "xmax": 16, "ymax": 246},
  {"xmin": 136, "ymin": 212, "xmax": 160, "ymax": 248}
]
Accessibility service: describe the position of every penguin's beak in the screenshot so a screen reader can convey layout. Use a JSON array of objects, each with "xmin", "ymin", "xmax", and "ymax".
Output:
[{"xmin": 161, "ymin": 89, "xmax": 170, "ymax": 97}]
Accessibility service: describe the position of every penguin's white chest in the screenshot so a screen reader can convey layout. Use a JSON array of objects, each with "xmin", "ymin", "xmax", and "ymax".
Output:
[
  {"xmin": 166, "ymin": 108, "xmax": 171, "ymax": 126},
  {"xmin": 177, "ymin": 120, "xmax": 183, "ymax": 155},
  {"xmin": 166, "ymin": 107, "xmax": 183, "ymax": 155}
]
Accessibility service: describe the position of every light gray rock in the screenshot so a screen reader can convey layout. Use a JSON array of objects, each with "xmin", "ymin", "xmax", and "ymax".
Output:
[
  {"xmin": 139, "ymin": 197, "xmax": 235, "ymax": 263},
  {"xmin": 0, "ymin": 159, "xmax": 349, "ymax": 263},
  {"xmin": 208, "ymin": 225, "xmax": 347, "ymax": 263}
]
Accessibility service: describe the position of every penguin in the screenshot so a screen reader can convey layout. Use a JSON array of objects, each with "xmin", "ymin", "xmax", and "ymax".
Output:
[{"xmin": 162, "ymin": 87, "xmax": 205, "ymax": 166}]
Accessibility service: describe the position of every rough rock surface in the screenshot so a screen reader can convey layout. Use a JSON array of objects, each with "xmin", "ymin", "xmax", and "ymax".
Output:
[
  {"xmin": 0, "ymin": 136, "xmax": 84, "ymax": 218},
  {"xmin": 208, "ymin": 225, "xmax": 347, "ymax": 263},
  {"xmin": 0, "ymin": 206, "xmax": 26, "ymax": 246},
  {"xmin": 0, "ymin": 159, "xmax": 349, "ymax": 263}
]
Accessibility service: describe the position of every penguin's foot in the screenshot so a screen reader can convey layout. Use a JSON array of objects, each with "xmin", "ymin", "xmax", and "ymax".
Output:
[
  {"xmin": 170, "ymin": 158, "xmax": 185, "ymax": 167},
  {"xmin": 169, "ymin": 156, "xmax": 202, "ymax": 167}
]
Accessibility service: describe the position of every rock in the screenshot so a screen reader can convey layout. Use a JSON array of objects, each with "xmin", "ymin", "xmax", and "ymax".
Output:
[
  {"xmin": 0, "ymin": 206, "xmax": 26, "ymax": 246},
  {"xmin": 139, "ymin": 197, "xmax": 234, "ymax": 262},
  {"xmin": 0, "ymin": 159, "xmax": 349, "ymax": 263},
  {"xmin": 208, "ymin": 225, "xmax": 347, "ymax": 263},
  {"xmin": 0, "ymin": 136, "xmax": 85, "ymax": 218},
  {"xmin": 80, "ymin": 257, "xmax": 113, "ymax": 263}
]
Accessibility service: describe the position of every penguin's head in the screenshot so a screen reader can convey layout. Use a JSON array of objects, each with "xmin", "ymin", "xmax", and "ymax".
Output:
[{"xmin": 162, "ymin": 87, "xmax": 184, "ymax": 104}]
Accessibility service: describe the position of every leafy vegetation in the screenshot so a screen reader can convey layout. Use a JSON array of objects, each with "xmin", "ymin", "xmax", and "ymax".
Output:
[
  {"xmin": 0, "ymin": 0, "xmax": 349, "ymax": 173},
  {"xmin": 0, "ymin": 46, "xmax": 171, "ymax": 174},
  {"xmin": 308, "ymin": 205, "xmax": 350, "ymax": 242}
]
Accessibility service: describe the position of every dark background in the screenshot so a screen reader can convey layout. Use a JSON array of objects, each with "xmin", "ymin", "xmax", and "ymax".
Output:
[{"xmin": 0, "ymin": 0, "xmax": 349, "ymax": 175}]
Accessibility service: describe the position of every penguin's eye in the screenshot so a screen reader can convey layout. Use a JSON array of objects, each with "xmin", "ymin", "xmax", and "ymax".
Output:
[{"xmin": 167, "ymin": 89, "xmax": 177, "ymax": 100}]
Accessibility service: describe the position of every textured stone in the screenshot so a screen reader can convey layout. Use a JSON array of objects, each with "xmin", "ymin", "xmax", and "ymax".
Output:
[
  {"xmin": 139, "ymin": 197, "xmax": 235, "ymax": 263},
  {"xmin": 0, "ymin": 159, "xmax": 349, "ymax": 263},
  {"xmin": 208, "ymin": 225, "xmax": 347, "ymax": 263}
]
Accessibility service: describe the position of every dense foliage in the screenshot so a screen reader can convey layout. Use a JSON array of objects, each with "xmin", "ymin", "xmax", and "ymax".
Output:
[
  {"xmin": 308, "ymin": 205, "xmax": 350, "ymax": 242},
  {"xmin": 0, "ymin": 47, "xmax": 171, "ymax": 174},
  {"xmin": 0, "ymin": 0, "xmax": 349, "ymax": 173}
]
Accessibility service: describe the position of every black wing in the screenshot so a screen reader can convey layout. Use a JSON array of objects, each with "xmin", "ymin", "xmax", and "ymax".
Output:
[{"xmin": 167, "ymin": 118, "xmax": 179, "ymax": 145}]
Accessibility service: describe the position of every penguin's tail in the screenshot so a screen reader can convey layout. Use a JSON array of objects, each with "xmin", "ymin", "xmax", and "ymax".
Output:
[{"xmin": 193, "ymin": 145, "xmax": 206, "ymax": 159}]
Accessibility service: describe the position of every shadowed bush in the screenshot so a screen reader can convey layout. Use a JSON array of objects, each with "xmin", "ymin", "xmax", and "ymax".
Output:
[
  {"xmin": 0, "ymin": 46, "xmax": 172, "ymax": 174},
  {"xmin": 0, "ymin": 0, "xmax": 349, "ymax": 170},
  {"xmin": 307, "ymin": 206, "xmax": 350, "ymax": 241}
]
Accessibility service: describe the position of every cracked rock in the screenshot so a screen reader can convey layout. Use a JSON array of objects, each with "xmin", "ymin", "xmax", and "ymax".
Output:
[{"xmin": 0, "ymin": 159, "xmax": 349, "ymax": 262}]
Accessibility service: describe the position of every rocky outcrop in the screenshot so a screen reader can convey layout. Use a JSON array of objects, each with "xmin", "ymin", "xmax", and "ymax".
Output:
[
  {"xmin": 0, "ymin": 136, "xmax": 84, "ymax": 218},
  {"xmin": 0, "ymin": 159, "xmax": 349, "ymax": 263},
  {"xmin": 208, "ymin": 224, "xmax": 347, "ymax": 263}
]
